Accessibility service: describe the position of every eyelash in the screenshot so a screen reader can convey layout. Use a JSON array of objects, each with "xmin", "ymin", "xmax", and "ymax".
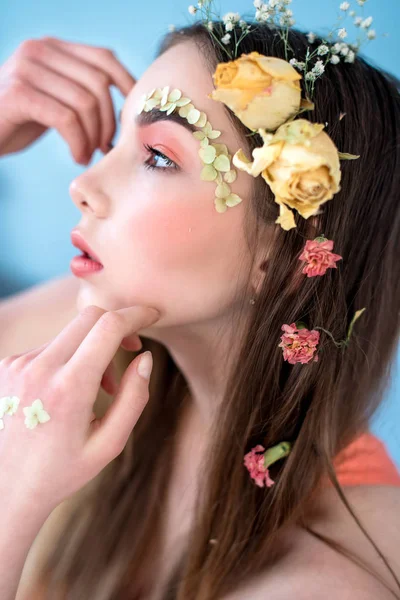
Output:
[{"xmin": 143, "ymin": 143, "xmax": 179, "ymax": 173}]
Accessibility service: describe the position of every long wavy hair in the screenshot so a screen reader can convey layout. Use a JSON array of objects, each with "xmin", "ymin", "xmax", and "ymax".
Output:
[{"xmin": 35, "ymin": 20, "xmax": 400, "ymax": 600}]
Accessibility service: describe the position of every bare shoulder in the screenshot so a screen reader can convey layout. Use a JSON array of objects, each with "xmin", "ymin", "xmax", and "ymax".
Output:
[
  {"xmin": 0, "ymin": 274, "xmax": 80, "ymax": 358},
  {"xmin": 224, "ymin": 485, "xmax": 400, "ymax": 600}
]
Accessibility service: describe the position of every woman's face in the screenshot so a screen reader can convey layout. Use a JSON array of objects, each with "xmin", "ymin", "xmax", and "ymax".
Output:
[{"xmin": 70, "ymin": 40, "xmax": 257, "ymax": 329}]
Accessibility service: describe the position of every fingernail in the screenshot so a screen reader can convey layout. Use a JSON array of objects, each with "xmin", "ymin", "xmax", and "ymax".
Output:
[{"xmin": 137, "ymin": 351, "xmax": 153, "ymax": 381}]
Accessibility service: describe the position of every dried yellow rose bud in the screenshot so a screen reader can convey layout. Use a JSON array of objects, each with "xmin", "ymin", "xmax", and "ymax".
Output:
[
  {"xmin": 209, "ymin": 52, "xmax": 302, "ymax": 131},
  {"xmin": 233, "ymin": 119, "xmax": 342, "ymax": 230}
]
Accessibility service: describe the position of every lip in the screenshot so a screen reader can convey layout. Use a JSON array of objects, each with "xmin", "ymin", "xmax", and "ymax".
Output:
[{"xmin": 70, "ymin": 229, "xmax": 103, "ymax": 265}]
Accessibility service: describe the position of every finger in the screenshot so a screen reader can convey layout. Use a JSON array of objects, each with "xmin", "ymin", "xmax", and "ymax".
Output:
[
  {"xmin": 100, "ymin": 359, "xmax": 119, "ymax": 395},
  {"xmin": 18, "ymin": 57, "xmax": 100, "ymax": 156},
  {"xmin": 30, "ymin": 41, "xmax": 117, "ymax": 155},
  {"xmin": 13, "ymin": 82, "xmax": 89, "ymax": 164},
  {"xmin": 43, "ymin": 37, "xmax": 136, "ymax": 97},
  {"xmin": 63, "ymin": 307, "xmax": 160, "ymax": 388},
  {"xmin": 35, "ymin": 305, "xmax": 107, "ymax": 367},
  {"xmin": 83, "ymin": 351, "xmax": 153, "ymax": 467}
]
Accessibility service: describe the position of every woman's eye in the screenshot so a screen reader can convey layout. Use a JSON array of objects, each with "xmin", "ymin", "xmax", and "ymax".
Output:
[{"xmin": 143, "ymin": 144, "xmax": 179, "ymax": 173}]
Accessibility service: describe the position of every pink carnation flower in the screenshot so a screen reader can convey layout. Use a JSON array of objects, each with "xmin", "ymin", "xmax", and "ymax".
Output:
[
  {"xmin": 299, "ymin": 238, "xmax": 342, "ymax": 277},
  {"xmin": 243, "ymin": 444, "xmax": 275, "ymax": 488},
  {"xmin": 279, "ymin": 323, "xmax": 320, "ymax": 364}
]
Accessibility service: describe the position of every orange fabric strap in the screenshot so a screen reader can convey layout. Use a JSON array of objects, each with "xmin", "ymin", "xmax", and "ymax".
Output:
[{"xmin": 333, "ymin": 432, "xmax": 400, "ymax": 487}]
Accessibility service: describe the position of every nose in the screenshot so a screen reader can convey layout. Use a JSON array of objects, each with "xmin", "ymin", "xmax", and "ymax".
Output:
[{"xmin": 69, "ymin": 174, "xmax": 109, "ymax": 218}]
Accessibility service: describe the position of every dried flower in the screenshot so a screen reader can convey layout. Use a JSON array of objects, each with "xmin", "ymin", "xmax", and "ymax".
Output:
[
  {"xmin": 188, "ymin": 5, "xmax": 197, "ymax": 14},
  {"xmin": 221, "ymin": 33, "xmax": 231, "ymax": 44},
  {"xmin": 299, "ymin": 237, "xmax": 342, "ymax": 277},
  {"xmin": 279, "ymin": 323, "xmax": 320, "ymax": 364},
  {"xmin": 243, "ymin": 445, "xmax": 275, "ymax": 487},
  {"xmin": 0, "ymin": 395, "xmax": 20, "ymax": 417},
  {"xmin": 233, "ymin": 120, "xmax": 342, "ymax": 231},
  {"xmin": 210, "ymin": 52, "xmax": 302, "ymax": 131},
  {"xmin": 331, "ymin": 54, "xmax": 340, "ymax": 64},
  {"xmin": 23, "ymin": 398, "xmax": 51, "ymax": 430},
  {"xmin": 340, "ymin": 1, "xmax": 350, "ymax": 10},
  {"xmin": 361, "ymin": 16, "xmax": 373, "ymax": 28},
  {"xmin": 338, "ymin": 28, "xmax": 348, "ymax": 39},
  {"xmin": 367, "ymin": 29, "xmax": 376, "ymax": 39}
]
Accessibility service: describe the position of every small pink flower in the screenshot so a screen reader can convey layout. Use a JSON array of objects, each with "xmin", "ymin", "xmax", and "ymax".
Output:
[
  {"xmin": 299, "ymin": 238, "xmax": 342, "ymax": 277},
  {"xmin": 279, "ymin": 323, "xmax": 320, "ymax": 364},
  {"xmin": 244, "ymin": 444, "xmax": 275, "ymax": 488}
]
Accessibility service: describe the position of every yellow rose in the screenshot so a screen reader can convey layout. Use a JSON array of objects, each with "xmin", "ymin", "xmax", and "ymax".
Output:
[
  {"xmin": 209, "ymin": 52, "xmax": 302, "ymax": 131},
  {"xmin": 232, "ymin": 120, "xmax": 342, "ymax": 231}
]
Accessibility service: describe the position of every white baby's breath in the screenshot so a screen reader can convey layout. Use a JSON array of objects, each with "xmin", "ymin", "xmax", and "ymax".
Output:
[
  {"xmin": 188, "ymin": 5, "xmax": 197, "ymax": 14},
  {"xmin": 221, "ymin": 33, "xmax": 231, "ymax": 44},
  {"xmin": 360, "ymin": 16, "xmax": 373, "ymax": 28},
  {"xmin": 168, "ymin": 24, "xmax": 176, "ymax": 32},
  {"xmin": 330, "ymin": 54, "xmax": 340, "ymax": 64},
  {"xmin": 312, "ymin": 60, "xmax": 325, "ymax": 76},
  {"xmin": 344, "ymin": 50, "xmax": 355, "ymax": 62},
  {"xmin": 307, "ymin": 32, "xmax": 316, "ymax": 43},
  {"xmin": 349, "ymin": 10, "xmax": 356, "ymax": 16},
  {"xmin": 338, "ymin": 28, "xmax": 347, "ymax": 38},
  {"xmin": 340, "ymin": 2, "xmax": 350, "ymax": 10},
  {"xmin": 354, "ymin": 16, "xmax": 363, "ymax": 26},
  {"xmin": 207, "ymin": 20, "xmax": 213, "ymax": 31},
  {"xmin": 357, "ymin": 0, "xmax": 366, "ymax": 5},
  {"xmin": 253, "ymin": 0, "xmax": 263, "ymax": 6},
  {"xmin": 367, "ymin": 29, "xmax": 376, "ymax": 39},
  {"xmin": 317, "ymin": 44, "xmax": 329, "ymax": 56}
]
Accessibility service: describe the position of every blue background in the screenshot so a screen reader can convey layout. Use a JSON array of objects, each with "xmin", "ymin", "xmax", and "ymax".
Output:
[{"xmin": 0, "ymin": 0, "xmax": 399, "ymax": 466}]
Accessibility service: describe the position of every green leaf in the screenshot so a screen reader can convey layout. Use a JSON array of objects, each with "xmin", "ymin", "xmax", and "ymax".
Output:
[
  {"xmin": 338, "ymin": 152, "xmax": 360, "ymax": 160},
  {"xmin": 187, "ymin": 108, "xmax": 201, "ymax": 125},
  {"xmin": 346, "ymin": 308, "xmax": 366, "ymax": 342},
  {"xmin": 263, "ymin": 441, "xmax": 292, "ymax": 469},
  {"xmin": 168, "ymin": 88, "xmax": 182, "ymax": 102}
]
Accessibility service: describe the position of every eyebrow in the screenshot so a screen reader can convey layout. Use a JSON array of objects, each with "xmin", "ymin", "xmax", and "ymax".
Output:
[{"xmin": 118, "ymin": 108, "xmax": 198, "ymax": 134}]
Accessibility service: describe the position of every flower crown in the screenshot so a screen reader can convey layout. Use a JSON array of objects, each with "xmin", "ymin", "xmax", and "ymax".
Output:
[{"xmin": 139, "ymin": 1, "xmax": 374, "ymax": 489}]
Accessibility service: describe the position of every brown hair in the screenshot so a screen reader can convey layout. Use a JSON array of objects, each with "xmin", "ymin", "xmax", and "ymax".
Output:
[{"xmin": 37, "ymin": 21, "xmax": 400, "ymax": 599}]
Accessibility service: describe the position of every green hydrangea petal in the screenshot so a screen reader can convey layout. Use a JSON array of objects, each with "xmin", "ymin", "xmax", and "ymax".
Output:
[
  {"xmin": 225, "ymin": 193, "xmax": 243, "ymax": 207},
  {"xmin": 153, "ymin": 88, "xmax": 163, "ymax": 99},
  {"xmin": 215, "ymin": 197, "xmax": 228, "ymax": 213},
  {"xmin": 193, "ymin": 131, "xmax": 206, "ymax": 140},
  {"xmin": 175, "ymin": 97, "xmax": 191, "ymax": 107},
  {"xmin": 178, "ymin": 103, "xmax": 194, "ymax": 118},
  {"xmin": 161, "ymin": 86, "xmax": 170, "ymax": 106},
  {"xmin": 214, "ymin": 154, "xmax": 231, "ymax": 172},
  {"xmin": 208, "ymin": 130, "xmax": 221, "ymax": 139},
  {"xmin": 213, "ymin": 143, "xmax": 229, "ymax": 156},
  {"xmin": 200, "ymin": 137, "xmax": 209, "ymax": 148},
  {"xmin": 168, "ymin": 89, "xmax": 182, "ymax": 102},
  {"xmin": 187, "ymin": 108, "xmax": 201, "ymax": 124},
  {"xmin": 224, "ymin": 169, "xmax": 237, "ymax": 183},
  {"xmin": 216, "ymin": 182, "xmax": 231, "ymax": 198},
  {"xmin": 201, "ymin": 165, "xmax": 218, "ymax": 181},
  {"xmin": 199, "ymin": 145, "xmax": 217, "ymax": 164},
  {"xmin": 202, "ymin": 121, "xmax": 213, "ymax": 135},
  {"xmin": 159, "ymin": 102, "xmax": 173, "ymax": 112},
  {"xmin": 196, "ymin": 112, "xmax": 207, "ymax": 128}
]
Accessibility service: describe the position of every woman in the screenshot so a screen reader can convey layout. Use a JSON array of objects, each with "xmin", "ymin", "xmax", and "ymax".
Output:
[{"xmin": 0, "ymin": 18, "xmax": 399, "ymax": 600}]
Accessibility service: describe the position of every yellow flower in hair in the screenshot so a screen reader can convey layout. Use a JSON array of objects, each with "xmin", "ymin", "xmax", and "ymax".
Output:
[
  {"xmin": 233, "ymin": 119, "xmax": 342, "ymax": 230},
  {"xmin": 209, "ymin": 52, "xmax": 303, "ymax": 131}
]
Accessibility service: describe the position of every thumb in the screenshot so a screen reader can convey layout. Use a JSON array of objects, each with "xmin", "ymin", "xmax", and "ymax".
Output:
[{"xmin": 83, "ymin": 351, "xmax": 153, "ymax": 470}]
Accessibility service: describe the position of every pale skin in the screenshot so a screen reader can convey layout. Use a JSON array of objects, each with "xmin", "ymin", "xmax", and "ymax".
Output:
[{"xmin": 0, "ymin": 36, "xmax": 399, "ymax": 600}]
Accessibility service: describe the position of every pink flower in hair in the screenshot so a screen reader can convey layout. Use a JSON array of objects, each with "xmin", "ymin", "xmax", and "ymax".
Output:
[
  {"xmin": 243, "ymin": 444, "xmax": 275, "ymax": 488},
  {"xmin": 299, "ymin": 237, "xmax": 342, "ymax": 277},
  {"xmin": 279, "ymin": 323, "xmax": 320, "ymax": 364}
]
